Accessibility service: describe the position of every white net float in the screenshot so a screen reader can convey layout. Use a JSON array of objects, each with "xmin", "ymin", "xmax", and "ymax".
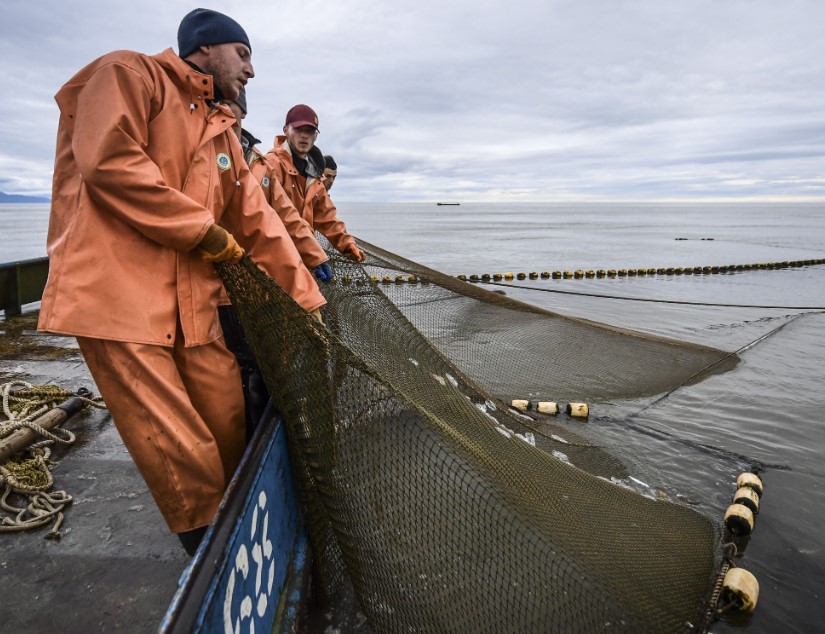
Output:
[
  {"xmin": 721, "ymin": 567, "xmax": 760, "ymax": 613},
  {"xmin": 566, "ymin": 402, "xmax": 589, "ymax": 418},
  {"xmin": 736, "ymin": 472, "xmax": 764, "ymax": 497},
  {"xmin": 733, "ymin": 487, "xmax": 760, "ymax": 514},
  {"xmin": 724, "ymin": 503, "xmax": 754, "ymax": 536},
  {"xmin": 537, "ymin": 401, "xmax": 558, "ymax": 415},
  {"xmin": 510, "ymin": 399, "xmax": 529, "ymax": 412}
]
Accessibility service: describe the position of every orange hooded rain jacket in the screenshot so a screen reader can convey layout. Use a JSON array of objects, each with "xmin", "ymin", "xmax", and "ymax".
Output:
[
  {"xmin": 39, "ymin": 48, "xmax": 325, "ymax": 346},
  {"xmin": 266, "ymin": 136, "xmax": 357, "ymax": 255},
  {"xmin": 245, "ymin": 145, "xmax": 328, "ymax": 268}
]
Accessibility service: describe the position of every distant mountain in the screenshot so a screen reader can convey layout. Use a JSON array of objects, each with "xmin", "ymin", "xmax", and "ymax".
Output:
[{"xmin": 0, "ymin": 192, "xmax": 50, "ymax": 203}]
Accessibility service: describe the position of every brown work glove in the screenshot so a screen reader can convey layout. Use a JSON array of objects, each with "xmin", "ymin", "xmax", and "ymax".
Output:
[
  {"xmin": 343, "ymin": 243, "xmax": 365, "ymax": 262},
  {"xmin": 197, "ymin": 224, "xmax": 244, "ymax": 263}
]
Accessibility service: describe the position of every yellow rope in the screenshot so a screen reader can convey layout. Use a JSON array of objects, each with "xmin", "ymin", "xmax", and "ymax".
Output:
[{"xmin": 0, "ymin": 381, "xmax": 105, "ymax": 538}]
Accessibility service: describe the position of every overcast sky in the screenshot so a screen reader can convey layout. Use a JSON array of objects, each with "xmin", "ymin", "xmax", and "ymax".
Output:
[{"xmin": 2, "ymin": 0, "xmax": 824, "ymax": 202}]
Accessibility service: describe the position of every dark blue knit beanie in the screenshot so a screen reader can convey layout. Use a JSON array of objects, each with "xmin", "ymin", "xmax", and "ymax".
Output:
[{"xmin": 177, "ymin": 8, "xmax": 251, "ymax": 58}]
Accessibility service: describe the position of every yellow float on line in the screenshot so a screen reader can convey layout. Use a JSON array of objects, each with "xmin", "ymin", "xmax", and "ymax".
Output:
[
  {"xmin": 511, "ymin": 399, "xmax": 530, "ymax": 412},
  {"xmin": 566, "ymin": 402, "xmax": 589, "ymax": 418},
  {"xmin": 721, "ymin": 568, "xmax": 760, "ymax": 613},
  {"xmin": 537, "ymin": 401, "xmax": 559, "ymax": 415},
  {"xmin": 724, "ymin": 503, "xmax": 754, "ymax": 536},
  {"xmin": 510, "ymin": 400, "xmax": 560, "ymax": 415},
  {"xmin": 733, "ymin": 487, "xmax": 760, "ymax": 514},
  {"xmin": 737, "ymin": 472, "xmax": 764, "ymax": 497}
]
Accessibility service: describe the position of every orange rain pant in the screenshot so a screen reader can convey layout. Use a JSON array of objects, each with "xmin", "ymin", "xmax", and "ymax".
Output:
[{"xmin": 77, "ymin": 331, "xmax": 246, "ymax": 533}]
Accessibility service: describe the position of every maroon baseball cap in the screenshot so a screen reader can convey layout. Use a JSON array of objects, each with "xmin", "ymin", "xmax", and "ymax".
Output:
[{"xmin": 285, "ymin": 104, "xmax": 319, "ymax": 130}]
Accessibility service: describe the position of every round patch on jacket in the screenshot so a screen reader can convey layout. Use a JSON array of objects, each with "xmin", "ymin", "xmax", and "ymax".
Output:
[
  {"xmin": 216, "ymin": 153, "xmax": 231, "ymax": 171},
  {"xmin": 262, "ymin": 176, "xmax": 270, "ymax": 188}
]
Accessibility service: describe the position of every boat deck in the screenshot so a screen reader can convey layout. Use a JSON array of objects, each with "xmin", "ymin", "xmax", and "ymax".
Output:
[{"xmin": 1, "ymin": 318, "xmax": 190, "ymax": 632}]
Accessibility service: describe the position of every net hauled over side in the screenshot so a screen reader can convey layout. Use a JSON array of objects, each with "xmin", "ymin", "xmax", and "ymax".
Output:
[{"xmin": 217, "ymin": 243, "xmax": 729, "ymax": 633}]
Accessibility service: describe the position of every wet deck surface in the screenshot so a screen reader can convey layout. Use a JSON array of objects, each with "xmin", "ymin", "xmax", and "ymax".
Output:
[{"xmin": 1, "ymin": 317, "xmax": 190, "ymax": 633}]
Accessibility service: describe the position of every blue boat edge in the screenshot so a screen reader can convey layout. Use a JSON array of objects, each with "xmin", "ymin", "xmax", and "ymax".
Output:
[{"xmin": 159, "ymin": 401, "xmax": 312, "ymax": 634}]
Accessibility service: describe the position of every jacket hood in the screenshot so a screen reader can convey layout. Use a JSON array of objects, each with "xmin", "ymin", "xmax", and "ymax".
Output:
[
  {"xmin": 55, "ymin": 48, "xmax": 217, "ymax": 120},
  {"xmin": 306, "ymin": 145, "xmax": 325, "ymax": 180},
  {"xmin": 240, "ymin": 128, "xmax": 261, "ymax": 148},
  {"xmin": 153, "ymin": 48, "xmax": 216, "ymax": 104}
]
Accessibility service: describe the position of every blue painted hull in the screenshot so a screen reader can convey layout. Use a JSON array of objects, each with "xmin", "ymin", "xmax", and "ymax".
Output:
[{"xmin": 160, "ymin": 403, "xmax": 310, "ymax": 633}]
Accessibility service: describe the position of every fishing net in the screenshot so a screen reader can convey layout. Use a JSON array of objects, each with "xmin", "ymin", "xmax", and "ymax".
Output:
[
  {"xmin": 217, "ymin": 238, "xmax": 734, "ymax": 633},
  {"xmin": 356, "ymin": 240, "xmax": 738, "ymax": 403}
]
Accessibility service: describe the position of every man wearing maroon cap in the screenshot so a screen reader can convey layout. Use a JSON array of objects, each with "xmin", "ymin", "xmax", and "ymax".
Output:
[{"xmin": 266, "ymin": 104, "xmax": 365, "ymax": 262}]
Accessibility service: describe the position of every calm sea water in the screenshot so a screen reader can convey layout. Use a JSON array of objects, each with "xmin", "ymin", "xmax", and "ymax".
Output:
[{"xmin": 3, "ymin": 201, "xmax": 825, "ymax": 632}]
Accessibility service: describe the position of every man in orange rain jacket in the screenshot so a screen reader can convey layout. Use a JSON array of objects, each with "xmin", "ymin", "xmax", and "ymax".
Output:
[
  {"xmin": 266, "ymin": 105, "xmax": 366, "ymax": 262},
  {"xmin": 226, "ymin": 89, "xmax": 332, "ymax": 280},
  {"xmin": 220, "ymin": 89, "xmax": 332, "ymax": 436},
  {"xmin": 38, "ymin": 8, "xmax": 325, "ymax": 555}
]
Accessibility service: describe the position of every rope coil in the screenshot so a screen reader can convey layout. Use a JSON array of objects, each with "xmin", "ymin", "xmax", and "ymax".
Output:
[{"xmin": 0, "ymin": 381, "xmax": 105, "ymax": 538}]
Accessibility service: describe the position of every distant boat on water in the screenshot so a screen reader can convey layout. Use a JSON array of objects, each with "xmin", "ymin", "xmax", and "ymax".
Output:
[{"xmin": 436, "ymin": 202, "xmax": 460, "ymax": 206}]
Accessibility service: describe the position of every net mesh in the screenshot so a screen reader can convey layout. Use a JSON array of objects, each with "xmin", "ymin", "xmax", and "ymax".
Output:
[
  {"xmin": 356, "ymin": 240, "xmax": 738, "ymax": 403},
  {"xmin": 217, "ymin": 238, "xmax": 732, "ymax": 633}
]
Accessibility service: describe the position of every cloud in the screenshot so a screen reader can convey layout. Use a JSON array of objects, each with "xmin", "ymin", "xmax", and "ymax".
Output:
[{"xmin": 1, "ymin": 0, "xmax": 823, "ymax": 201}]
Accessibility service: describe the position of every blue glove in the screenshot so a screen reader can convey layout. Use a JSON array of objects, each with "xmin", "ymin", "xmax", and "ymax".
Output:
[{"xmin": 314, "ymin": 261, "xmax": 333, "ymax": 282}]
